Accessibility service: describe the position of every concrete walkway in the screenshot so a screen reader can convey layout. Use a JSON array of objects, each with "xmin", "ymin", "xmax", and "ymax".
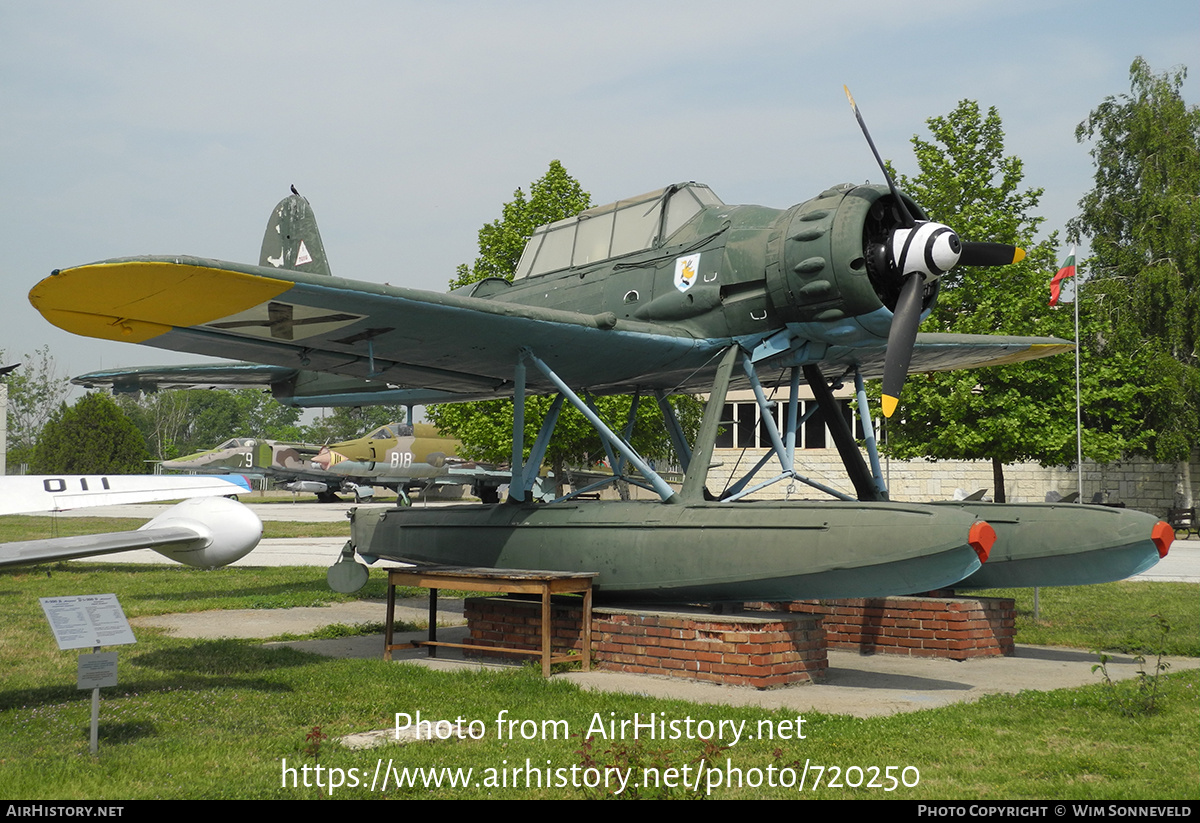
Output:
[{"xmin": 131, "ymin": 595, "xmax": 1199, "ymax": 719}]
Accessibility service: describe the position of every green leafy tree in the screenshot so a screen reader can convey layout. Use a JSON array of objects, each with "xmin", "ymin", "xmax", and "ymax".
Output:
[
  {"xmin": 427, "ymin": 393, "xmax": 701, "ymax": 469},
  {"xmin": 33, "ymin": 392, "xmax": 150, "ymax": 474},
  {"xmin": 300, "ymin": 405, "xmax": 408, "ymax": 444},
  {"xmin": 233, "ymin": 390, "xmax": 307, "ymax": 443},
  {"xmin": 120, "ymin": 389, "xmax": 305, "ymax": 459},
  {"xmin": 448, "ymin": 160, "xmax": 592, "ymax": 290},
  {"xmin": 431, "ymin": 162, "xmax": 700, "ymax": 492},
  {"xmin": 2, "ymin": 346, "xmax": 70, "ymax": 469},
  {"xmin": 880, "ymin": 101, "xmax": 1089, "ymax": 502},
  {"xmin": 1069, "ymin": 57, "xmax": 1199, "ymax": 507}
]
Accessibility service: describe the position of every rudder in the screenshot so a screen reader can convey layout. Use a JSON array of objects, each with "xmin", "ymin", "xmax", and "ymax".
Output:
[{"xmin": 260, "ymin": 188, "xmax": 332, "ymax": 275}]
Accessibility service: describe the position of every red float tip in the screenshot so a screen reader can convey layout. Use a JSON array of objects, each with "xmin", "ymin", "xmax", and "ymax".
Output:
[
  {"xmin": 1151, "ymin": 521, "xmax": 1173, "ymax": 558},
  {"xmin": 968, "ymin": 521, "xmax": 996, "ymax": 564}
]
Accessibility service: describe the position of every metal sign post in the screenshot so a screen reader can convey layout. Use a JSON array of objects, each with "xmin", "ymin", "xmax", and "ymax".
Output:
[{"xmin": 39, "ymin": 594, "xmax": 136, "ymax": 755}]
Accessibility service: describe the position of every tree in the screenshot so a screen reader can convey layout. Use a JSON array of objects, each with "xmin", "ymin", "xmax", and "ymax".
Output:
[
  {"xmin": 427, "ymin": 393, "xmax": 702, "ymax": 473},
  {"xmin": 1069, "ymin": 57, "xmax": 1199, "ymax": 507},
  {"xmin": 879, "ymin": 101, "xmax": 1084, "ymax": 502},
  {"xmin": 120, "ymin": 389, "xmax": 305, "ymax": 459},
  {"xmin": 448, "ymin": 159, "xmax": 592, "ymax": 290},
  {"xmin": 2, "ymin": 346, "xmax": 70, "ymax": 469},
  {"xmin": 300, "ymin": 405, "xmax": 408, "ymax": 444},
  {"xmin": 430, "ymin": 161, "xmax": 700, "ymax": 492},
  {"xmin": 33, "ymin": 392, "xmax": 150, "ymax": 474}
]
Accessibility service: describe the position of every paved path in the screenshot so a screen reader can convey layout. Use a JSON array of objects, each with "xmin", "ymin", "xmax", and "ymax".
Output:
[{"xmin": 133, "ymin": 598, "xmax": 1200, "ymax": 719}]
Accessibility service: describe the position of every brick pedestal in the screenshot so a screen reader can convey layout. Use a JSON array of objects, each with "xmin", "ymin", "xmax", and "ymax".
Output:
[
  {"xmin": 465, "ymin": 596, "xmax": 826, "ymax": 688},
  {"xmin": 762, "ymin": 596, "xmax": 1015, "ymax": 660}
]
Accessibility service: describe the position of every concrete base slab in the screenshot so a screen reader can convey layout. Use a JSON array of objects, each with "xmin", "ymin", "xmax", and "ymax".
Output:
[{"xmin": 133, "ymin": 599, "xmax": 1199, "ymax": 719}]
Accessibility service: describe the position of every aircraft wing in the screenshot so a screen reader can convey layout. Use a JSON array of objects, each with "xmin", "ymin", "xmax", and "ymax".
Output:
[
  {"xmin": 287, "ymin": 461, "xmax": 509, "ymax": 491},
  {"xmin": 71, "ymin": 362, "xmax": 299, "ymax": 393},
  {"xmin": 824, "ymin": 333, "xmax": 1074, "ymax": 379},
  {"xmin": 0, "ymin": 496, "xmax": 262, "ymax": 570},
  {"xmin": 33, "ymin": 256, "xmax": 1069, "ymax": 404},
  {"xmin": 0, "ymin": 525, "xmax": 217, "ymax": 568},
  {"xmin": 32, "ymin": 256, "xmax": 708, "ymax": 403},
  {"xmin": 0, "ymin": 474, "xmax": 251, "ymax": 516}
]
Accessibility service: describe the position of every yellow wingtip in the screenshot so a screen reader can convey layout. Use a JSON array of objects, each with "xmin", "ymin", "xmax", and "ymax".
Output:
[{"xmin": 29, "ymin": 260, "xmax": 293, "ymax": 343}]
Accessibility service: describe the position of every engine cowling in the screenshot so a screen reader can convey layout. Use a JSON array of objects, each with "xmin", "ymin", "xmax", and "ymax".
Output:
[{"xmin": 767, "ymin": 183, "xmax": 936, "ymax": 330}]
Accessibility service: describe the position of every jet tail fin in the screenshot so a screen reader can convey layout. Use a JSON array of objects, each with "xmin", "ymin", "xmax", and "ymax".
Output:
[{"xmin": 259, "ymin": 190, "xmax": 332, "ymax": 275}]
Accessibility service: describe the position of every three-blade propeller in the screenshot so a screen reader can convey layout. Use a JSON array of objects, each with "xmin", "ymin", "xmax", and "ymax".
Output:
[{"xmin": 843, "ymin": 87, "xmax": 1025, "ymax": 417}]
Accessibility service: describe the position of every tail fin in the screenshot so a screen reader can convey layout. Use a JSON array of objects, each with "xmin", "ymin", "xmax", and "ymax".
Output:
[{"xmin": 259, "ymin": 188, "xmax": 332, "ymax": 275}]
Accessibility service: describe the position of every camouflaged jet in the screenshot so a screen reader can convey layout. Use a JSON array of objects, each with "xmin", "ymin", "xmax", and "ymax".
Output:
[
  {"xmin": 164, "ymin": 423, "xmax": 507, "ymax": 503},
  {"xmin": 32, "ymin": 89, "xmax": 1173, "ymax": 601}
]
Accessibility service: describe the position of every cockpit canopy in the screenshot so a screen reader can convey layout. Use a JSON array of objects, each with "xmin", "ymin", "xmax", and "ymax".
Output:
[
  {"xmin": 514, "ymin": 183, "xmax": 723, "ymax": 279},
  {"xmin": 217, "ymin": 438, "xmax": 257, "ymax": 449},
  {"xmin": 363, "ymin": 423, "xmax": 411, "ymax": 440}
]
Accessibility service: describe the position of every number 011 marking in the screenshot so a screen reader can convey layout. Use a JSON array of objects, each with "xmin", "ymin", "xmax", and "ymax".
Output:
[{"xmin": 43, "ymin": 477, "xmax": 112, "ymax": 492}]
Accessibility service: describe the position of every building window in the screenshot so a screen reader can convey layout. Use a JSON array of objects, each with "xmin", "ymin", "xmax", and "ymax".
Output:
[{"xmin": 714, "ymin": 400, "xmax": 866, "ymax": 450}]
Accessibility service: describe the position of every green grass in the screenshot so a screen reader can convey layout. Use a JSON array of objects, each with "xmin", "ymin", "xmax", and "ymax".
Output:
[
  {"xmin": 974, "ymin": 582, "xmax": 1200, "ymax": 656},
  {"xmin": 0, "ymin": 514, "xmax": 350, "ymax": 541},
  {"xmin": 1, "ymin": 566, "xmax": 1196, "ymax": 800}
]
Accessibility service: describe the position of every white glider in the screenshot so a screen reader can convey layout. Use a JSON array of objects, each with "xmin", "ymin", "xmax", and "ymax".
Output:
[{"xmin": 0, "ymin": 475, "xmax": 262, "ymax": 569}]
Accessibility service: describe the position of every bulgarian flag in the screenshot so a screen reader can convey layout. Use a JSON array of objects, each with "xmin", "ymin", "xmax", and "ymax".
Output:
[{"xmin": 1049, "ymin": 246, "xmax": 1076, "ymax": 306}]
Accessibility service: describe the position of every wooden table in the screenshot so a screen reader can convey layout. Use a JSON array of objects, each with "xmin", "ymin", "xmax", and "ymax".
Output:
[{"xmin": 384, "ymin": 566, "xmax": 597, "ymax": 677}]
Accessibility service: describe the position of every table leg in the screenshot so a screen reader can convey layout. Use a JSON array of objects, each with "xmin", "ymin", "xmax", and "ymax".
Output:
[
  {"xmin": 428, "ymin": 587, "xmax": 438, "ymax": 659},
  {"xmin": 541, "ymin": 587, "xmax": 551, "ymax": 678},
  {"xmin": 384, "ymin": 580, "xmax": 396, "ymax": 662},
  {"xmin": 582, "ymin": 586, "xmax": 593, "ymax": 672}
]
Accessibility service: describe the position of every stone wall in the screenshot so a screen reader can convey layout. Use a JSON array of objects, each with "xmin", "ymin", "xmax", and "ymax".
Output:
[{"xmin": 703, "ymin": 449, "xmax": 1199, "ymax": 517}]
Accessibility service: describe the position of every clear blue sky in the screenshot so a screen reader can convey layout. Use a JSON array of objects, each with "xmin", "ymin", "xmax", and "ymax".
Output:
[{"xmin": 2, "ymin": 0, "xmax": 1196, "ymax": 384}]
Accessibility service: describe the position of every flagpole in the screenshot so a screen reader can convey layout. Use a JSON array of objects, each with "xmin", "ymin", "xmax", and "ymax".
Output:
[
  {"xmin": 1051, "ymin": 245, "xmax": 1083, "ymax": 501},
  {"xmin": 1080, "ymin": 253, "xmax": 1089, "ymax": 503}
]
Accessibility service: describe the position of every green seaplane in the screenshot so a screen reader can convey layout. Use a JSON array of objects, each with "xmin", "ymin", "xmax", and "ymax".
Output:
[{"xmin": 32, "ymin": 90, "xmax": 1172, "ymax": 602}]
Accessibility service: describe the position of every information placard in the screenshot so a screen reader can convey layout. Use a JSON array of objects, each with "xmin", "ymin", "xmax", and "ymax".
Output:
[
  {"xmin": 39, "ymin": 594, "xmax": 136, "ymax": 650},
  {"xmin": 77, "ymin": 652, "xmax": 119, "ymax": 689}
]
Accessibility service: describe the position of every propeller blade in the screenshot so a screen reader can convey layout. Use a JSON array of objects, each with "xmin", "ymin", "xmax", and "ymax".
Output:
[
  {"xmin": 844, "ymin": 85, "xmax": 914, "ymax": 227},
  {"xmin": 881, "ymin": 274, "xmax": 925, "ymax": 418},
  {"xmin": 959, "ymin": 242, "xmax": 1025, "ymax": 267}
]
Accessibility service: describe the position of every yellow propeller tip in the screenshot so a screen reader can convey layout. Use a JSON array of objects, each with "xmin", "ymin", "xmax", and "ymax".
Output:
[
  {"xmin": 881, "ymin": 395, "xmax": 899, "ymax": 418},
  {"xmin": 1013, "ymin": 247, "xmax": 1026, "ymax": 264}
]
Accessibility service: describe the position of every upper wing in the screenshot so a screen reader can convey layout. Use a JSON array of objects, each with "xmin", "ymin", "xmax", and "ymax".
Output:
[
  {"xmin": 32, "ymin": 256, "xmax": 710, "ymax": 402},
  {"xmin": 826, "ymin": 333, "xmax": 1073, "ymax": 378},
  {"xmin": 0, "ymin": 474, "xmax": 251, "ymax": 516},
  {"xmin": 33, "ymin": 256, "xmax": 1069, "ymax": 403}
]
